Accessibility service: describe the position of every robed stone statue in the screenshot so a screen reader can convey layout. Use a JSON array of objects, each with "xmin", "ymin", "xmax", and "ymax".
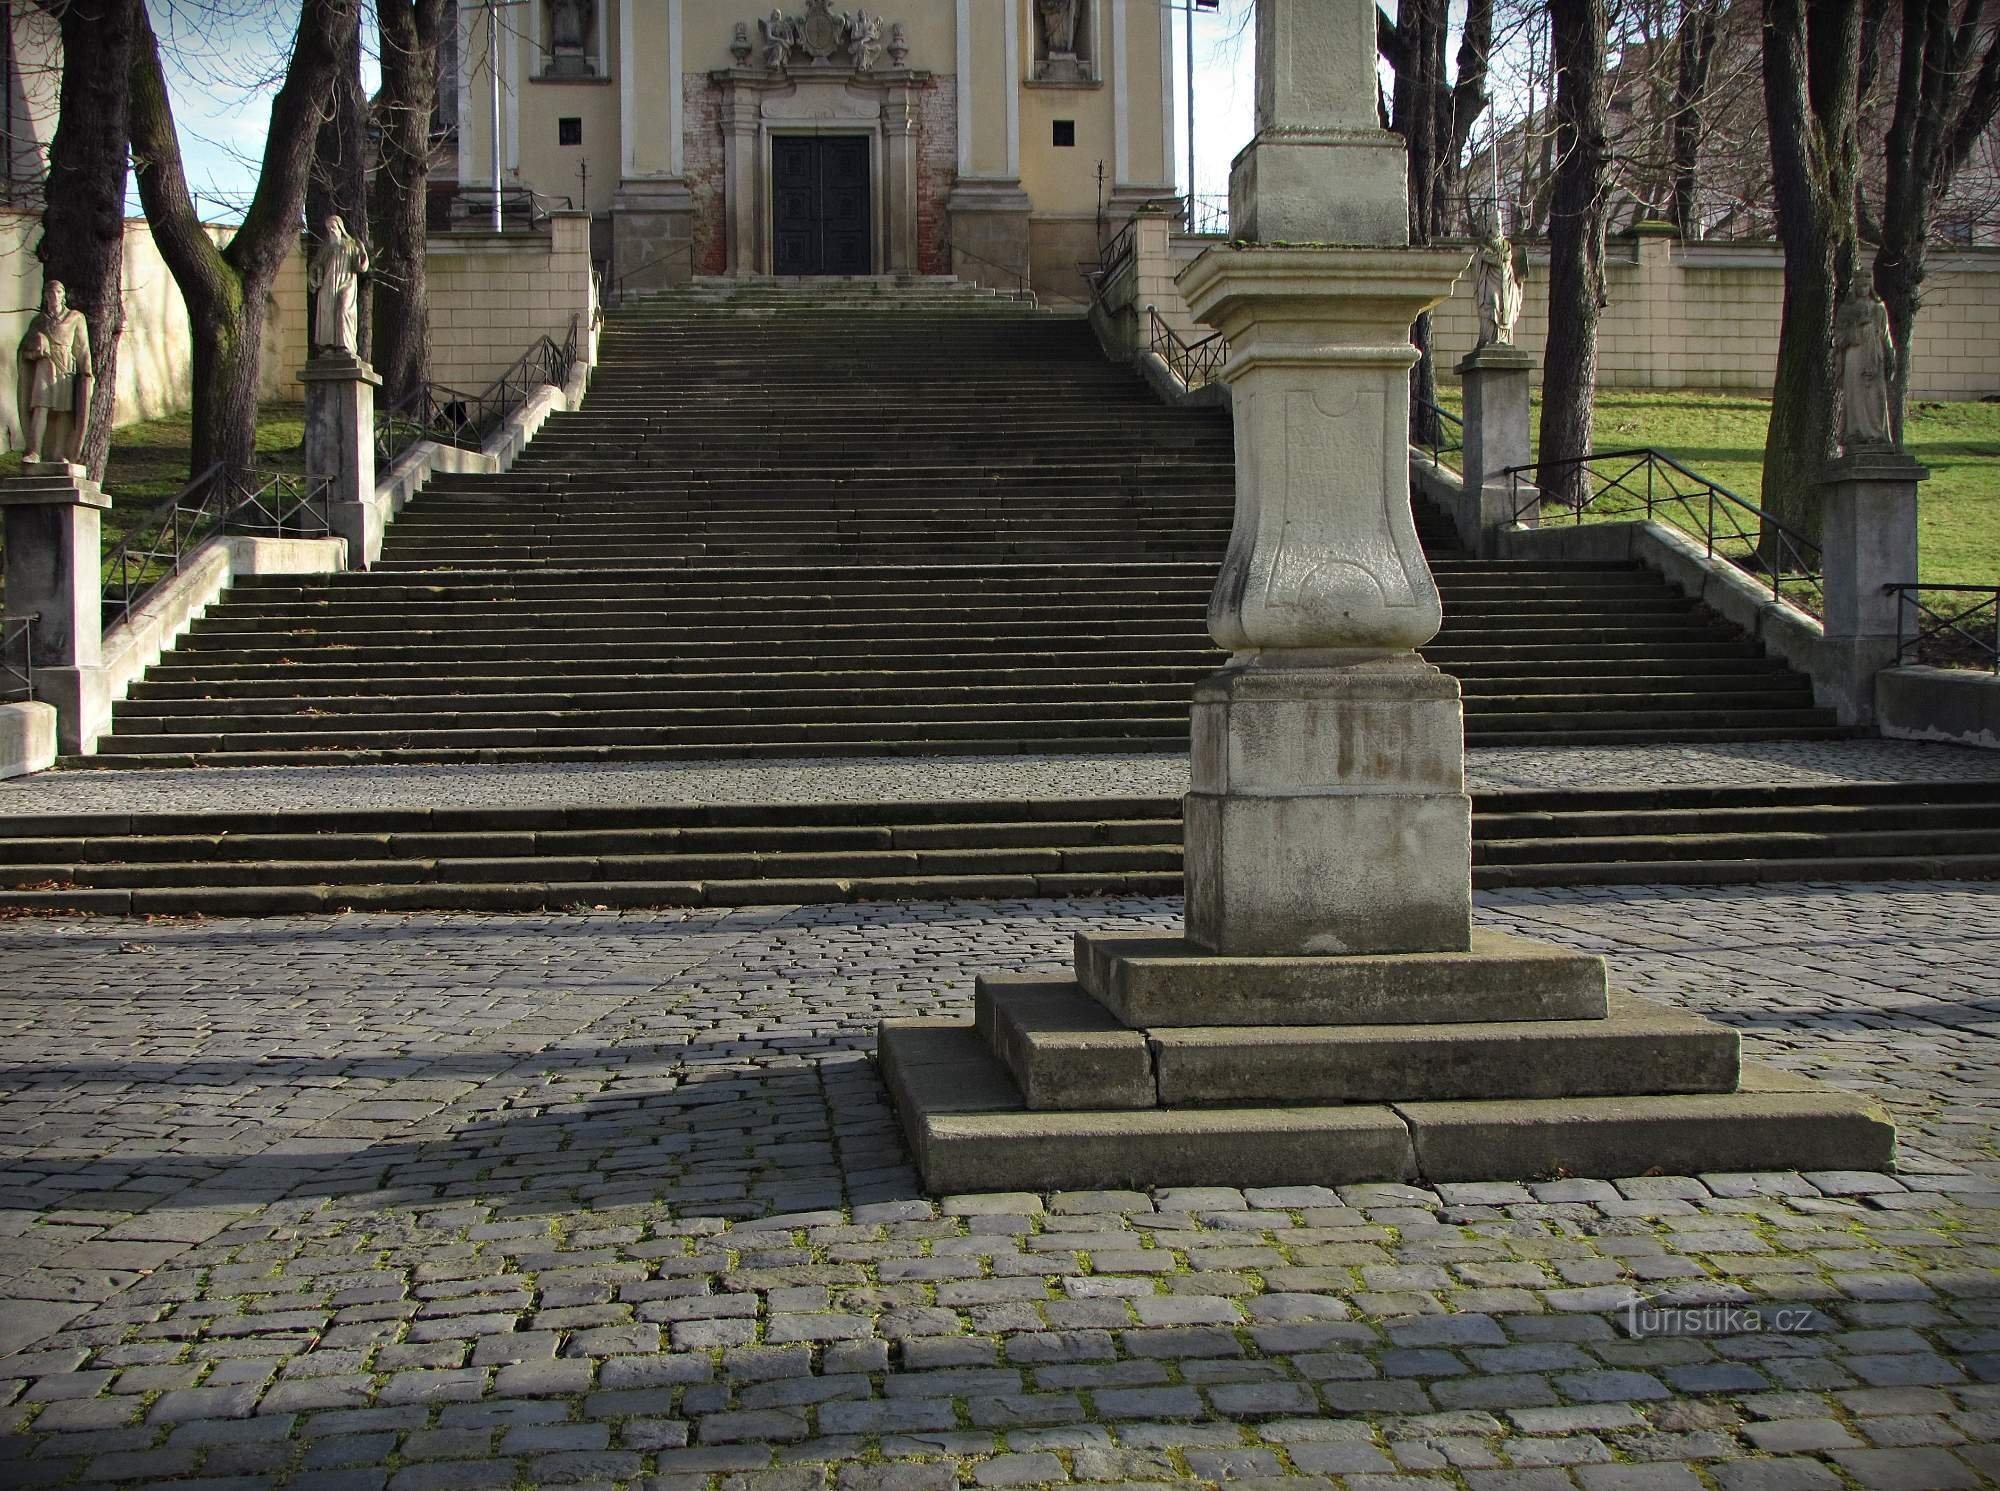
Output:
[
  {"xmin": 1474, "ymin": 230, "xmax": 1523, "ymax": 348},
  {"xmin": 1038, "ymin": 0, "xmax": 1080, "ymax": 55},
  {"xmin": 1837, "ymin": 285, "xmax": 1898, "ymax": 451},
  {"xmin": 16, "ymin": 278, "xmax": 93, "ymax": 465},
  {"xmin": 308, "ymin": 214, "xmax": 370, "ymax": 358}
]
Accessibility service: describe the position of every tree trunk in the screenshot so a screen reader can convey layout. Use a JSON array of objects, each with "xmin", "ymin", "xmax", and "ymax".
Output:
[
  {"xmin": 33, "ymin": 0, "xmax": 137, "ymax": 484},
  {"xmin": 1537, "ymin": 0, "xmax": 1610, "ymax": 509},
  {"xmin": 1871, "ymin": 0, "xmax": 2000, "ymax": 443},
  {"xmin": 371, "ymin": 0, "xmax": 450, "ymax": 405},
  {"xmin": 1760, "ymin": 0, "xmax": 1862, "ymax": 547},
  {"xmin": 127, "ymin": 0, "xmax": 352, "ymax": 475},
  {"xmin": 307, "ymin": 4, "xmax": 370, "ymax": 362},
  {"xmin": 1669, "ymin": 1, "xmax": 1719, "ymax": 237}
]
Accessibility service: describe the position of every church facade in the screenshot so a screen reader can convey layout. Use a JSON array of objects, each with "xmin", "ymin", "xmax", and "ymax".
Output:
[{"xmin": 450, "ymin": 0, "xmax": 1178, "ymax": 299}]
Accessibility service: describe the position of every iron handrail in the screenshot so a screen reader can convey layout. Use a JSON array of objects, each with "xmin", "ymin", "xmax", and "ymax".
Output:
[
  {"xmin": 604, "ymin": 238, "xmax": 695, "ymax": 307},
  {"xmin": 100, "ymin": 465, "xmax": 334, "ymax": 629},
  {"xmin": 0, "ymin": 613, "xmax": 32, "ymax": 703},
  {"xmin": 1412, "ymin": 398, "xmax": 1464, "ymax": 470},
  {"xmin": 1504, "ymin": 446, "xmax": 1826, "ymax": 618},
  {"xmin": 1887, "ymin": 583, "xmax": 2000, "ymax": 673},
  {"xmin": 938, "ymin": 227, "xmax": 1039, "ymax": 305},
  {"xmin": 451, "ymin": 187, "xmax": 574, "ymax": 230},
  {"xmin": 1098, "ymin": 215, "xmax": 1140, "ymax": 285},
  {"xmin": 375, "ymin": 315, "xmax": 581, "ymax": 471},
  {"xmin": 1147, "ymin": 305, "xmax": 1229, "ymax": 390}
]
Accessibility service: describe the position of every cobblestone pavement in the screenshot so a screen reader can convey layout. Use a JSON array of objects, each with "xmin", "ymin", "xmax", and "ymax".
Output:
[
  {"xmin": 2, "ymin": 739, "xmax": 1997, "ymax": 817},
  {"xmin": 0, "ymin": 884, "xmax": 1995, "ymax": 1490}
]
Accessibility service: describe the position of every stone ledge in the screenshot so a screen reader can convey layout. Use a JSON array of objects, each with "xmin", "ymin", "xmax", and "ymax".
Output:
[{"xmin": 1076, "ymin": 927, "xmax": 1608, "ymax": 1026}]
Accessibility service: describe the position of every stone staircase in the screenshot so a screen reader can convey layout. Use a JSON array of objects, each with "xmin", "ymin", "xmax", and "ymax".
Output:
[
  {"xmin": 67, "ymin": 276, "xmax": 1844, "ymax": 769},
  {"xmin": 3, "ymin": 780, "xmax": 1996, "ymax": 915}
]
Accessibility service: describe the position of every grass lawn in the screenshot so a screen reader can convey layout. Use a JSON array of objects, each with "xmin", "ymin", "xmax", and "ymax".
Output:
[{"xmin": 1433, "ymin": 386, "xmax": 2000, "ymax": 587}]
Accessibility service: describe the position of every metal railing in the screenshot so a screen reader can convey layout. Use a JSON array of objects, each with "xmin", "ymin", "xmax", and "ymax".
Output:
[
  {"xmin": 603, "ymin": 238, "xmax": 696, "ymax": 308},
  {"xmin": 450, "ymin": 187, "xmax": 573, "ymax": 231},
  {"xmin": 375, "ymin": 315, "xmax": 581, "ymax": 471},
  {"xmin": 1184, "ymin": 192, "xmax": 1229, "ymax": 236},
  {"xmin": 101, "ymin": 466, "xmax": 333, "ymax": 629},
  {"xmin": 1889, "ymin": 584, "xmax": 2000, "ymax": 672},
  {"xmin": 0, "ymin": 613, "xmax": 32, "ymax": 702},
  {"xmin": 1413, "ymin": 399, "xmax": 1463, "ymax": 470},
  {"xmin": 938, "ymin": 228, "xmax": 1039, "ymax": 305},
  {"xmin": 1506, "ymin": 447, "xmax": 1825, "ymax": 617},
  {"xmin": 1148, "ymin": 306, "xmax": 1229, "ymax": 390},
  {"xmin": 1098, "ymin": 214, "xmax": 1140, "ymax": 286}
]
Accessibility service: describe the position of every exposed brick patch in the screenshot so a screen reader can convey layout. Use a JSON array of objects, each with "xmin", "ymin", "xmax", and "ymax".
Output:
[
  {"xmin": 683, "ymin": 74, "xmax": 728, "ymax": 275},
  {"xmin": 916, "ymin": 75, "xmax": 956, "ymax": 275}
]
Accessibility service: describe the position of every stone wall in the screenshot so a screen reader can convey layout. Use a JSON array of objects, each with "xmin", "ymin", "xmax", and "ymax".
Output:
[{"xmin": 1423, "ymin": 231, "xmax": 2000, "ymax": 401}]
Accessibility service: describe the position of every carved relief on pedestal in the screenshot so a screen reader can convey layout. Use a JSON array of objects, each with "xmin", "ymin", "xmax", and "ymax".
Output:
[{"xmin": 752, "ymin": 0, "xmax": 900, "ymax": 72}]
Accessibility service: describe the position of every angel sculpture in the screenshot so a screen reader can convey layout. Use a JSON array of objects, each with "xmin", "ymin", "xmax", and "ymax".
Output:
[{"xmin": 761, "ymin": 8, "xmax": 796, "ymax": 67}]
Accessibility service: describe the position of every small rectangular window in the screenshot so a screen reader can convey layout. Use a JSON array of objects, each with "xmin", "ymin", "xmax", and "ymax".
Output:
[
  {"xmin": 558, "ymin": 117, "xmax": 583, "ymax": 146},
  {"xmin": 1053, "ymin": 120, "xmax": 1076, "ymax": 148}
]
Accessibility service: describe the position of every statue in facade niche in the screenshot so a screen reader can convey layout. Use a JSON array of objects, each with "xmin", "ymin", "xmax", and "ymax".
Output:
[
  {"xmin": 1038, "ymin": 0, "xmax": 1081, "ymax": 55},
  {"xmin": 308, "ymin": 214, "xmax": 370, "ymax": 358},
  {"xmin": 16, "ymin": 278, "xmax": 93, "ymax": 466},
  {"xmin": 1837, "ymin": 283, "xmax": 1899, "ymax": 451},
  {"xmin": 1473, "ymin": 229, "xmax": 1522, "ymax": 347},
  {"xmin": 547, "ymin": 0, "xmax": 592, "ymax": 75},
  {"xmin": 846, "ymin": 10, "xmax": 883, "ymax": 69}
]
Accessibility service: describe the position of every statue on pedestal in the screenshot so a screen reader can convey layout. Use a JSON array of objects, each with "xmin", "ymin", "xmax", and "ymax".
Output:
[
  {"xmin": 16, "ymin": 279, "xmax": 93, "ymax": 466},
  {"xmin": 1837, "ymin": 283, "xmax": 1898, "ymax": 451},
  {"xmin": 547, "ymin": 0, "xmax": 592, "ymax": 76},
  {"xmin": 1474, "ymin": 229, "xmax": 1522, "ymax": 348},
  {"xmin": 308, "ymin": 214, "xmax": 370, "ymax": 359}
]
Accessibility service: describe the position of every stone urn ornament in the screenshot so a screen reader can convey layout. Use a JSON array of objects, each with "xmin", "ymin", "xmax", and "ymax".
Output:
[
  {"xmin": 887, "ymin": 20, "xmax": 908, "ymax": 65},
  {"xmin": 731, "ymin": 20, "xmax": 754, "ymax": 63}
]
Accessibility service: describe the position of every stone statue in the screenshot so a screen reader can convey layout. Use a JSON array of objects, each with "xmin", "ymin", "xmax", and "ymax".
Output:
[
  {"xmin": 1474, "ymin": 229, "xmax": 1522, "ymax": 347},
  {"xmin": 1837, "ymin": 284, "xmax": 1898, "ymax": 451},
  {"xmin": 846, "ymin": 10, "xmax": 883, "ymax": 69},
  {"xmin": 549, "ymin": 0, "xmax": 584, "ymax": 48},
  {"xmin": 761, "ymin": 8, "xmax": 796, "ymax": 66},
  {"xmin": 731, "ymin": 20, "xmax": 754, "ymax": 63},
  {"xmin": 1038, "ymin": 0, "xmax": 1081, "ymax": 55},
  {"xmin": 547, "ymin": 0, "xmax": 591, "ymax": 74},
  {"xmin": 15, "ymin": 278, "xmax": 93, "ymax": 466},
  {"xmin": 308, "ymin": 214, "xmax": 370, "ymax": 358}
]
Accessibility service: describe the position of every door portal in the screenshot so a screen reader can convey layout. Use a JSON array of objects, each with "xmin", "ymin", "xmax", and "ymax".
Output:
[{"xmin": 771, "ymin": 136, "xmax": 872, "ymax": 275}]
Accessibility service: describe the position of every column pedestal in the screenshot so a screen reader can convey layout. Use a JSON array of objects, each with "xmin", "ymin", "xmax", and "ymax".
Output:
[
  {"xmin": 300, "ymin": 354, "xmax": 382, "ymax": 570},
  {"xmin": 1456, "ymin": 344, "xmax": 1536, "ymax": 557},
  {"xmin": 1818, "ymin": 450, "xmax": 1926, "ymax": 726},
  {"xmin": 611, "ymin": 178, "xmax": 696, "ymax": 291},
  {"xmin": 0, "ymin": 462, "xmax": 111, "ymax": 754},
  {"xmin": 877, "ymin": 0, "xmax": 1896, "ymax": 1193}
]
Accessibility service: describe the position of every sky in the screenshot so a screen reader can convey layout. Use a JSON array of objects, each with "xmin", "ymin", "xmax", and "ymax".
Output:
[{"xmin": 152, "ymin": 0, "xmax": 1260, "ymax": 219}]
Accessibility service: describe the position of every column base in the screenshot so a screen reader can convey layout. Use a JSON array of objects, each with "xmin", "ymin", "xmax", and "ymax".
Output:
[
  {"xmin": 611, "ymin": 178, "xmax": 697, "ymax": 292},
  {"xmin": 947, "ymin": 180, "xmax": 1032, "ymax": 291},
  {"xmin": 30, "ymin": 664, "xmax": 112, "ymax": 757},
  {"xmin": 1228, "ymin": 130, "xmax": 1408, "ymax": 246},
  {"xmin": 878, "ymin": 929, "xmax": 1896, "ymax": 1192}
]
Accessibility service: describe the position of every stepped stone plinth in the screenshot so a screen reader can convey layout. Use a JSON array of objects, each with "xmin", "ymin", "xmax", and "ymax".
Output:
[{"xmin": 878, "ymin": 0, "xmax": 1894, "ymax": 1191}]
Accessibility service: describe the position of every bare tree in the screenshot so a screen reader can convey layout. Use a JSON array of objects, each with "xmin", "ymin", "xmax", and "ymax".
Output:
[
  {"xmin": 1537, "ymin": 0, "xmax": 1611, "ymax": 508},
  {"xmin": 307, "ymin": 0, "xmax": 370, "ymax": 362},
  {"xmin": 1760, "ymin": 0, "xmax": 1863, "ymax": 543},
  {"xmin": 370, "ymin": 0, "xmax": 453, "ymax": 405},
  {"xmin": 1668, "ymin": 0, "xmax": 1722, "ymax": 231},
  {"xmin": 30, "ymin": 0, "xmax": 137, "ymax": 483},
  {"xmin": 1386, "ymin": 0, "xmax": 1495, "ymax": 435},
  {"xmin": 1862, "ymin": 0, "xmax": 2000, "ymax": 440},
  {"xmin": 127, "ymin": 0, "xmax": 356, "ymax": 475}
]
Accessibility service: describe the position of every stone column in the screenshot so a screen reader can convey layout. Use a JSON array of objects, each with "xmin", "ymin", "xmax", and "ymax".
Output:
[
  {"xmin": 1228, "ymin": 0, "xmax": 1407, "ymax": 245},
  {"xmin": 718, "ymin": 82, "xmax": 763, "ymax": 276},
  {"xmin": 875, "ymin": 0, "xmax": 1896, "ymax": 1193},
  {"xmin": 1180, "ymin": 247, "xmax": 1474, "ymax": 957},
  {"xmin": 881, "ymin": 89, "xmax": 920, "ymax": 275},
  {"xmin": 1818, "ymin": 450, "xmax": 1926, "ymax": 726},
  {"xmin": 0, "ymin": 462, "xmax": 110, "ymax": 754},
  {"xmin": 300, "ymin": 354, "xmax": 383, "ymax": 571},
  {"xmin": 1456, "ymin": 343, "xmax": 1536, "ymax": 557}
]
